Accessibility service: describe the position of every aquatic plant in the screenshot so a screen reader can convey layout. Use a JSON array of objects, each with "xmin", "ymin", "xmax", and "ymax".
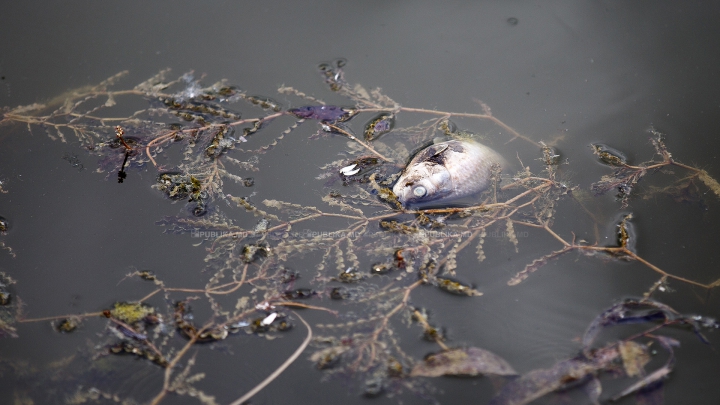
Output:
[{"xmin": 1, "ymin": 61, "xmax": 719, "ymax": 404}]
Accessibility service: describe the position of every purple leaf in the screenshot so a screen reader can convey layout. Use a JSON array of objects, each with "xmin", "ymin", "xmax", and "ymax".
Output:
[
  {"xmin": 288, "ymin": 105, "xmax": 354, "ymax": 122},
  {"xmin": 489, "ymin": 358, "xmax": 597, "ymax": 405},
  {"xmin": 610, "ymin": 361, "xmax": 673, "ymax": 401},
  {"xmin": 583, "ymin": 299, "xmax": 677, "ymax": 350}
]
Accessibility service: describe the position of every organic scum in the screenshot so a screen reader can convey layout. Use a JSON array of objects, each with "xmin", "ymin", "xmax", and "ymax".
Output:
[{"xmin": 1, "ymin": 60, "xmax": 720, "ymax": 405}]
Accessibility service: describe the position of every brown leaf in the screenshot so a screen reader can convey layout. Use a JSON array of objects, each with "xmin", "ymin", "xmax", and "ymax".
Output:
[
  {"xmin": 410, "ymin": 347, "xmax": 516, "ymax": 377},
  {"xmin": 619, "ymin": 341, "xmax": 650, "ymax": 377}
]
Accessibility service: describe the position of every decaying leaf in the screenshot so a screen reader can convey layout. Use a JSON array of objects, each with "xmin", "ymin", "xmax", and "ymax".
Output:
[
  {"xmin": 619, "ymin": 340, "xmax": 650, "ymax": 377},
  {"xmin": 410, "ymin": 347, "xmax": 516, "ymax": 377},
  {"xmin": 310, "ymin": 345, "xmax": 350, "ymax": 369},
  {"xmin": 582, "ymin": 299, "xmax": 678, "ymax": 350},
  {"xmin": 612, "ymin": 355, "xmax": 674, "ymax": 402},
  {"xmin": 591, "ymin": 143, "xmax": 627, "ymax": 166},
  {"xmin": 489, "ymin": 358, "xmax": 598, "ymax": 405}
]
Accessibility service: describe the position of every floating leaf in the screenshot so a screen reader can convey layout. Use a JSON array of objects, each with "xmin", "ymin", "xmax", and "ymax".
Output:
[
  {"xmin": 364, "ymin": 113, "xmax": 394, "ymax": 141},
  {"xmin": 288, "ymin": 105, "xmax": 355, "ymax": 122},
  {"xmin": 611, "ymin": 357, "xmax": 673, "ymax": 401},
  {"xmin": 434, "ymin": 277, "xmax": 481, "ymax": 296},
  {"xmin": 489, "ymin": 358, "xmax": 597, "ymax": 405},
  {"xmin": 591, "ymin": 143, "xmax": 627, "ymax": 166},
  {"xmin": 619, "ymin": 341, "xmax": 650, "ymax": 377},
  {"xmin": 410, "ymin": 347, "xmax": 516, "ymax": 377},
  {"xmin": 108, "ymin": 302, "xmax": 155, "ymax": 325},
  {"xmin": 310, "ymin": 345, "xmax": 350, "ymax": 369},
  {"xmin": 616, "ymin": 213, "xmax": 635, "ymax": 251},
  {"xmin": 582, "ymin": 299, "xmax": 677, "ymax": 350}
]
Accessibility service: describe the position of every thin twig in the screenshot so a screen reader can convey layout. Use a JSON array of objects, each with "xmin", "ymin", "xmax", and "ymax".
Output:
[
  {"xmin": 228, "ymin": 311, "xmax": 313, "ymax": 405},
  {"xmin": 325, "ymin": 123, "xmax": 392, "ymax": 162}
]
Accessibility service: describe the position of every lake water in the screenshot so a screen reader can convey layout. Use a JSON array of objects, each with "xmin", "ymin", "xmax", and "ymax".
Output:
[{"xmin": 1, "ymin": 2, "xmax": 719, "ymax": 404}]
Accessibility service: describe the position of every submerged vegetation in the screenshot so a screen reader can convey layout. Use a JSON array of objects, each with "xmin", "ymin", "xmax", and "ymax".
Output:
[{"xmin": 1, "ymin": 61, "xmax": 719, "ymax": 404}]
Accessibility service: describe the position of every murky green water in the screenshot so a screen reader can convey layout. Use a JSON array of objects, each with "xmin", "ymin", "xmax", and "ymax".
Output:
[{"xmin": 1, "ymin": 2, "xmax": 720, "ymax": 404}]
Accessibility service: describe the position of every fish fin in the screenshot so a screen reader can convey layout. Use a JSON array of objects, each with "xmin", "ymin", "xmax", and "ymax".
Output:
[
  {"xmin": 432, "ymin": 144, "xmax": 449, "ymax": 156},
  {"xmin": 421, "ymin": 144, "xmax": 449, "ymax": 165}
]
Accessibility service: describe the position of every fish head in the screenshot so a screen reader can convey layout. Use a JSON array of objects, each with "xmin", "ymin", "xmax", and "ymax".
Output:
[{"xmin": 393, "ymin": 161, "xmax": 452, "ymax": 207}]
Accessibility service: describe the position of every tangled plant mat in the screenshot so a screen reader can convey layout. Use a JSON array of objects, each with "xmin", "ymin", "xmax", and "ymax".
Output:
[{"xmin": 1, "ymin": 61, "xmax": 719, "ymax": 405}]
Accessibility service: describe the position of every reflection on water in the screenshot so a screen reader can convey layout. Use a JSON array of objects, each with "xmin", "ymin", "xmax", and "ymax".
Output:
[{"xmin": 1, "ymin": 2, "xmax": 720, "ymax": 405}]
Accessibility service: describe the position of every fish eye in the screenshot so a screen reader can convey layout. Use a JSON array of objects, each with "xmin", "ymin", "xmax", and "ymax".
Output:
[{"xmin": 413, "ymin": 186, "xmax": 427, "ymax": 198}]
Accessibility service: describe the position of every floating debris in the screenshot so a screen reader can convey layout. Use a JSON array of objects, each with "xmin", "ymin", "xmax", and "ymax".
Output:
[
  {"xmin": 155, "ymin": 172, "xmax": 202, "ymax": 201},
  {"xmin": 435, "ymin": 277, "xmax": 482, "ymax": 296},
  {"xmin": 339, "ymin": 164, "xmax": 360, "ymax": 176},
  {"xmin": 261, "ymin": 312, "xmax": 277, "ymax": 326},
  {"xmin": 279, "ymin": 268, "xmax": 299, "ymax": 284},
  {"xmin": 310, "ymin": 345, "xmax": 349, "ymax": 369},
  {"xmin": 288, "ymin": 105, "xmax": 356, "ymax": 122},
  {"xmin": 254, "ymin": 218, "xmax": 269, "ymax": 233},
  {"xmin": 114, "ymin": 323, "xmax": 148, "ymax": 341},
  {"xmin": 108, "ymin": 341, "xmax": 168, "ymax": 367},
  {"xmin": 251, "ymin": 312, "xmax": 291, "ymax": 333},
  {"xmin": 205, "ymin": 125, "xmax": 234, "ymax": 158},
  {"xmin": 106, "ymin": 135, "xmax": 141, "ymax": 150},
  {"xmin": 335, "ymin": 267, "xmax": 365, "ymax": 283},
  {"xmin": 62, "ymin": 153, "xmax": 85, "ymax": 171},
  {"xmin": 54, "ymin": 317, "xmax": 81, "ymax": 333},
  {"xmin": 0, "ymin": 290, "xmax": 9, "ymax": 306},
  {"xmin": 364, "ymin": 113, "xmax": 394, "ymax": 141},
  {"xmin": 591, "ymin": 143, "xmax": 627, "ymax": 166},
  {"xmin": 282, "ymin": 288, "xmax": 314, "ymax": 299},
  {"xmin": 244, "ymin": 95, "xmax": 282, "ymax": 112},
  {"xmin": 159, "ymin": 95, "xmax": 241, "ymax": 121},
  {"xmin": 227, "ymin": 321, "xmax": 250, "ymax": 333},
  {"xmin": 317, "ymin": 58, "xmax": 347, "ymax": 91},
  {"xmin": 173, "ymin": 301, "xmax": 228, "ymax": 342},
  {"xmin": 107, "ymin": 302, "xmax": 156, "ymax": 325},
  {"xmin": 411, "ymin": 347, "xmax": 517, "ymax": 377},
  {"xmin": 540, "ymin": 142, "xmax": 561, "ymax": 165},
  {"xmin": 370, "ymin": 262, "xmax": 392, "ymax": 275},
  {"xmin": 338, "ymin": 157, "xmax": 380, "ymax": 184},
  {"xmin": 363, "ymin": 371, "xmax": 386, "ymax": 397},
  {"xmin": 241, "ymin": 241, "xmax": 271, "ymax": 263},
  {"xmin": 380, "ymin": 220, "xmax": 418, "ymax": 234},
  {"xmin": 2, "ymin": 64, "xmax": 719, "ymax": 405},
  {"xmin": 330, "ymin": 287, "xmax": 350, "ymax": 300},
  {"xmin": 615, "ymin": 213, "xmax": 635, "ymax": 251}
]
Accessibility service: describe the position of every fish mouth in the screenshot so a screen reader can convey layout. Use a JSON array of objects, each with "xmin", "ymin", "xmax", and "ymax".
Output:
[
  {"xmin": 393, "ymin": 167, "xmax": 452, "ymax": 207},
  {"xmin": 392, "ymin": 182, "xmax": 417, "ymax": 207}
]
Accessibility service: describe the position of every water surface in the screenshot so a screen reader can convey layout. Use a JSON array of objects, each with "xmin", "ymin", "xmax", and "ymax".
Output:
[{"xmin": 1, "ymin": 2, "xmax": 720, "ymax": 404}]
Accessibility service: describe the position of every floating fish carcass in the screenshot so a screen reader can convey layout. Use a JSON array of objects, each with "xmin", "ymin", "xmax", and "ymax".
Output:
[{"xmin": 392, "ymin": 140, "xmax": 504, "ymax": 207}]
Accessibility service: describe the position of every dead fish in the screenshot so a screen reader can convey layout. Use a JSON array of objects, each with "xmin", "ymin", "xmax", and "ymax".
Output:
[{"xmin": 392, "ymin": 139, "xmax": 504, "ymax": 206}]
